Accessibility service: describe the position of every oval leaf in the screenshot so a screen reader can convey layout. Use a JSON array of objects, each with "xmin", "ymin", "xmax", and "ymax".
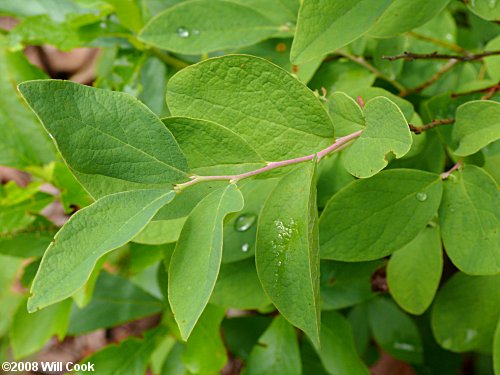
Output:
[
  {"xmin": 320, "ymin": 169, "xmax": 443, "ymax": 261},
  {"xmin": 169, "ymin": 184, "xmax": 244, "ymax": 340},
  {"xmin": 387, "ymin": 226, "xmax": 443, "ymax": 315},
  {"xmin": 453, "ymin": 101, "xmax": 500, "ymax": 156},
  {"xmin": 343, "ymin": 96, "xmax": 412, "ymax": 178},
  {"xmin": 28, "ymin": 189, "xmax": 175, "ymax": 312},
  {"xmin": 290, "ymin": 0, "xmax": 391, "ymax": 64},
  {"xmin": 139, "ymin": 0, "xmax": 280, "ymax": 55},
  {"xmin": 167, "ymin": 55, "xmax": 334, "ymax": 160},
  {"xmin": 19, "ymin": 80, "xmax": 188, "ymax": 198},
  {"xmin": 439, "ymin": 165, "xmax": 500, "ymax": 275},
  {"xmin": 431, "ymin": 272, "xmax": 500, "ymax": 353},
  {"xmin": 256, "ymin": 162, "xmax": 321, "ymax": 347}
]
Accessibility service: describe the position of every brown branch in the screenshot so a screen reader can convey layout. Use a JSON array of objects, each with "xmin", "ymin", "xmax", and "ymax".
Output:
[
  {"xmin": 409, "ymin": 118, "xmax": 455, "ymax": 134},
  {"xmin": 482, "ymin": 83, "xmax": 500, "ymax": 100},
  {"xmin": 383, "ymin": 50, "xmax": 500, "ymax": 62}
]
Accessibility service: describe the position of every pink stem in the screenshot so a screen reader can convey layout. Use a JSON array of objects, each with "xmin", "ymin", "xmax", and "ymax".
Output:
[
  {"xmin": 441, "ymin": 161, "xmax": 462, "ymax": 179},
  {"xmin": 175, "ymin": 130, "xmax": 362, "ymax": 191}
]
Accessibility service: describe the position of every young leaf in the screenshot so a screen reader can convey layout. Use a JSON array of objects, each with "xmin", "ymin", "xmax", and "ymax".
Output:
[
  {"xmin": 387, "ymin": 226, "xmax": 443, "ymax": 315},
  {"xmin": 10, "ymin": 298, "xmax": 72, "ymax": 359},
  {"xmin": 68, "ymin": 272, "xmax": 164, "ymax": 335},
  {"xmin": 75, "ymin": 326, "xmax": 166, "ymax": 375},
  {"xmin": 167, "ymin": 55, "xmax": 334, "ymax": 160},
  {"xmin": 163, "ymin": 116, "xmax": 265, "ymax": 175},
  {"xmin": 431, "ymin": 273, "xmax": 500, "ymax": 353},
  {"xmin": 320, "ymin": 169, "xmax": 443, "ymax": 261},
  {"xmin": 182, "ymin": 304, "xmax": 227, "ymax": 375},
  {"xmin": 168, "ymin": 184, "xmax": 244, "ymax": 340},
  {"xmin": 367, "ymin": 0, "xmax": 451, "ymax": 38},
  {"xmin": 244, "ymin": 316, "xmax": 301, "ymax": 375},
  {"xmin": 453, "ymin": 101, "xmax": 500, "ymax": 156},
  {"xmin": 138, "ymin": 0, "xmax": 279, "ymax": 54},
  {"xmin": 18, "ymin": 80, "xmax": 188, "ymax": 198},
  {"xmin": 256, "ymin": 162, "xmax": 320, "ymax": 347},
  {"xmin": 290, "ymin": 0, "xmax": 391, "ymax": 64},
  {"xmin": 318, "ymin": 311, "xmax": 370, "ymax": 375},
  {"xmin": 439, "ymin": 165, "xmax": 500, "ymax": 275},
  {"xmin": 368, "ymin": 298, "xmax": 423, "ymax": 364},
  {"xmin": 343, "ymin": 96, "xmax": 412, "ymax": 178},
  {"xmin": 28, "ymin": 189, "xmax": 175, "ymax": 312}
]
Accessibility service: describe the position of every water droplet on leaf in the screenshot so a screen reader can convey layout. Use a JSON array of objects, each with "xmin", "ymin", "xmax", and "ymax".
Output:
[
  {"xmin": 241, "ymin": 243, "xmax": 249, "ymax": 253},
  {"xmin": 176, "ymin": 27, "xmax": 190, "ymax": 38},
  {"xmin": 416, "ymin": 192, "xmax": 427, "ymax": 202},
  {"xmin": 234, "ymin": 214, "xmax": 256, "ymax": 232}
]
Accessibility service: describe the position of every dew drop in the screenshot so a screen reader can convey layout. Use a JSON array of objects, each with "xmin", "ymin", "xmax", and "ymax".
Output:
[
  {"xmin": 234, "ymin": 214, "xmax": 257, "ymax": 232},
  {"xmin": 416, "ymin": 192, "xmax": 428, "ymax": 202},
  {"xmin": 241, "ymin": 243, "xmax": 249, "ymax": 253},
  {"xmin": 277, "ymin": 261, "xmax": 282, "ymax": 266},
  {"xmin": 176, "ymin": 27, "xmax": 190, "ymax": 38}
]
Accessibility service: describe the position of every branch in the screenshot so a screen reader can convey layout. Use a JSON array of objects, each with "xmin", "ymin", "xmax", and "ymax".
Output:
[
  {"xmin": 149, "ymin": 48, "xmax": 190, "ymax": 70},
  {"xmin": 383, "ymin": 50, "xmax": 500, "ymax": 62},
  {"xmin": 174, "ymin": 130, "xmax": 363, "ymax": 192},
  {"xmin": 336, "ymin": 50, "xmax": 407, "ymax": 94},
  {"xmin": 441, "ymin": 161, "xmax": 463, "ymax": 180},
  {"xmin": 409, "ymin": 118, "xmax": 455, "ymax": 134},
  {"xmin": 400, "ymin": 59, "xmax": 459, "ymax": 96}
]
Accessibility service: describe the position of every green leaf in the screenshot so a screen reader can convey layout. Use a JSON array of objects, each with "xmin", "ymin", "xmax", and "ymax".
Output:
[
  {"xmin": 182, "ymin": 304, "xmax": 227, "ymax": 375},
  {"xmin": 290, "ymin": 0, "xmax": 391, "ymax": 64},
  {"xmin": 367, "ymin": 0, "xmax": 451, "ymax": 38},
  {"xmin": 211, "ymin": 258, "xmax": 270, "ymax": 310},
  {"xmin": 167, "ymin": 55, "xmax": 334, "ymax": 160},
  {"xmin": 320, "ymin": 169, "xmax": 443, "ymax": 261},
  {"xmin": 439, "ymin": 165, "xmax": 500, "ymax": 275},
  {"xmin": 343, "ymin": 96, "xmax": 412, "ymax": 178},
  {"xmin": 244, "ymin": 316, "xmax": 301, "ymax": 375},
  {"xmin": 467, "ymin": 0, "xmax": 500, "ymax": 21},
  {"xmin": 317, "ymin": 153, "xmax": 356, "ymax": 209},
  {"xmin": 0, "ymin": 42, "xmax": 54, "ymax": 168},
  {"xmin": 317, "ymin": 311, "xmax": 370, "ymax": 375},
  {"xmin": 75, "ymin": 326, "xmax": 165, "ymax": 375},
  {"xmin": 68, "ymin": 272, "xmax": 163, "ymax": 334},
  {"xmin": 453, "ymin": 101, "xmax": 500, "ymax": 156},
  {"xmin": 327, "ymin": 92, "xmax": 364, "ymax": 137},
  {"xmin": 163, "ymin": 116, "xmax": 265, "ymax": 175},
  {"xmin": 18, "ymin": 80, "xmax": 188, "ymax": 198},
  {"xmin": 28, "ymin": 189, "xmax": 175, "ymax": 312},
  {"xmin": 431, "ymin": 272, "xmax": 500, "ymax": 353},
  {"xmin": 10, "ymin": 298, "xmax": 72, "ymax": 359},
  {"xmin": 320, "ymin": 260, "xmax": 383, "ymax": 310},
  {"xmin": 133, "ymin": 218, "xmax": 185, "ymax": 245},
  {"xmin": 387, "ymin": 226, "xmax": 443, "ymax": 315},
  {"xmin": 368, "ymin": 298, "xmax": 423, "ymax": 364},
  {"xmin": 0, "ymin": 255, "xmax": 23, "ymax": 336},
  {"xmin": 138, "ymin": 0, "xmax": 279, "ymax": 54},
  {"xmin": 256, "ymin": 162, "xmax": 320, "ymax": 347},
  {"xmin": 169, "ymin": 184, "xmax": 244, "ymax": 340}
]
